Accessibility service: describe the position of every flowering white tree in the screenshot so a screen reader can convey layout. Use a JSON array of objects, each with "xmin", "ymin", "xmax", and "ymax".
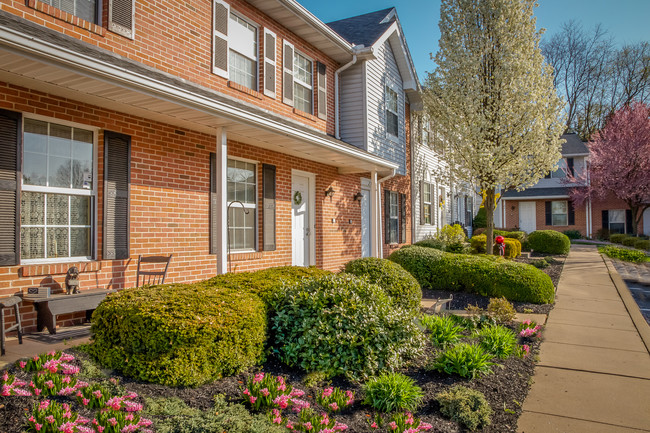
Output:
[{"xmin": 425, "ymin": 0, "xmax": 566, "ymax": 253}]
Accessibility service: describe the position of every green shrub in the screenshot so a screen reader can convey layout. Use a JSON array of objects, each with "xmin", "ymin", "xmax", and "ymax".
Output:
[
  {"xmin": 414, "ymin": 238, "xmax": 446, "ymax": 251},
  {"xmin": 431, "ymin": 343, "xmax": 495, "ymax": 379},
  {"xmin": 344, "ymin": 257, "xmax": 422, "ymax": 313},
  {"xmin": 470, "ymin": 234, "xmax": 521, "ymax": 258},
  {"xmin": 562, "ymin": 229, "xmax": 582, "ymax": 240},
  {"xmin": 438, "ymin": 224, "xmax": 468, "ymax": 245},
  {"xmin": 596, "ymin": 228, "xmax": 610, "ymax": 241},
  {"xmin": 90, "ymin": 284, "xmax": 266, "ymax": 387},
  {"xmin": 472, "ymin": 227, "xmax": 486, "ymax": 236},
  {"xmin": 621, "ymin": 237, "xmax": 638, "ymax": 247},
  {"xmin": 271, "ymin": 274, "xmax": 424, "ymax": 380},
  {"xmin": 634, "ymin": 239, "xmax": 650, "ymax": 251},
  {"xmin": 476, "ymin": 325, "xmax": 518, "ymax": 359},
  {"xmin": 609, "ymin": 234, "xmax": 628, "ymax": 244},
  {"xmin": 473, "ymin": 207, "xmax": 487, "ymax": 229},
  {"xmin": 486, "ymin": 297, "xmax": 516, "ymax": 324},
  {"xmin": 420, "ymin": 314, "xmax": 462, "ymax": 348},
  {"xmin": 531, "ymin": 258, "xmax": 549, "ymax": 269},
  {"xmin": 494, "ymin": 230, "xmax": 527, "ymax": 243},
  {"xmin": 144, "ymin": 395, "xmax": 284, "ymax": 433},
  {"xmin": 598, "ymin": 246, "xmax": 649, "ymax": 263},
  {"xmin": 362, "ymin": 372, "xmax": 424, "ymax": 413},
  {"xmin": 526, "ymin": 230, "xmax": 571, "ymax": 254},
  {"xmin": 390, "ymin": 246, "xmax": 554, "ymax": 304},
  {"xmin": 436, "ymin": 386, "xmax": 492, "ymax": 431}
]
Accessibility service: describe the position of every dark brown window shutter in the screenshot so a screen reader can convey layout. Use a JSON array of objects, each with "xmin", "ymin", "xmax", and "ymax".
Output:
[
  {"xmin": 104, "ymin": 131, "xmax": 130, "ymax": 260},
  {"xmin": 545, "ymin": 201, "xmax": 552, "ymax": 225},
  {"xmin": 263, "ymin": 164, "xmax": 276, "ymax": 251},
  {"xmin": 419, "ymin": 180, "xmax": 425, "ymax": 225},
  {"xmin": 568, "ymin": 200, "xmax": 575, "ymax": 225},
  {"xmin": 602, "ymin": 210, "xmax": 609, "ymax": 230},
  {"xmin": 399, "ymin": 194, "xmax": 406, "ymax": 244},
  {"xmin": 317, "ymin": 61, "xmax": 327, "ymax": 120},
  {"xmin": 209, "ymin": 153, "xmax": 218, "ymax": 255},
  {"xmin": 263, "ymin": 29, "xmax": 277, "ymax": 98},
  {"xmin": 625, "ymin": 209, "xmax": 633, "ymax": 234},
  {"xmin": 108, "ymin": 0, "xmax": 135, "ymax": 39},
  {"xmin": 212, "ymin": 0, "xmax": 229, "ymax": 78},
  {"xmin": 282, "ymin": 41, "xmax": 294, "ymax": 105},
  {"xmin": 0, "ymin": 109, "xmax": 21, "ymax": 266},
  {"xmin": 384, "ymin": 189, "xmax": 390, "ymax": 244}
]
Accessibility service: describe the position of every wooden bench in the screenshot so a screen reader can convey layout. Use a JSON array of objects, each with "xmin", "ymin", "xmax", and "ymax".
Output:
[{"xmin": 24, "ymin": 289, "xmax": 116, "ymax": 335}]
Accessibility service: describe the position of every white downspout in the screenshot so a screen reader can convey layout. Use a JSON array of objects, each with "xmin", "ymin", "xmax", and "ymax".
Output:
[{"xmin": 216, "ymin": 127, "xmax": 228, "ymax": 274}]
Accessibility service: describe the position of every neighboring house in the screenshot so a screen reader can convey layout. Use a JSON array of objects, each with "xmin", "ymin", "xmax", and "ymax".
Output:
[
  {"xmin": 327, "ymin": 7, "xmax": 422, "ymax": 258},
  {"xmin": 412, "ymin": 114, "xmax": 477, "ymax": 242},
  {"xmin": 500, "ymin": 133, "xmax": 644, "ymax": 237},
  {"xmin": 0, "ymin": 1, "xmax": 419, "ymax": 331}
]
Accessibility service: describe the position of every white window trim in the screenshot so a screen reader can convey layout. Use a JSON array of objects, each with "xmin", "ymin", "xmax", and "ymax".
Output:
[
  {"xmin": 227, "ymin": 156, "xmax": 258, "ymax": 253},
  {"xmin": 293, "ymin": 49, "xmax": 314, "ymax": 114},
  {"xmin": 608, "ymin": 209, "xmax": 626, "ymax": 233},
  {"xmin": 228, "ymin": 10, "xmax": 259, "ymax": 91},
  {"xmin": 20, "ymin": 114, "xmax": 99, "ymax": 264},
  {"xmin": 385, "ymin": 81, "xmax": 400, "ymax": 142},
  {"xmin": 423, "ymin": 182, "xmax": 433, "ymax": 225},
  {"xmin": 388, "ymin": 190, "xmax": 399, "ymax": 243},
  {"xmin": 551, "ymin": 200, "xmax": 568, "ymax": 226}
]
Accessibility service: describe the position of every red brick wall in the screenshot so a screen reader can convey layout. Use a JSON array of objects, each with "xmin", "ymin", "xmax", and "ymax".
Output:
[
  {"xmin": 1, "ymin": 0, "xmax": 339, "ymax": 135},
  {"xmin": 0, "ymin": 83, "xmax": 364, "ymax": 332}
]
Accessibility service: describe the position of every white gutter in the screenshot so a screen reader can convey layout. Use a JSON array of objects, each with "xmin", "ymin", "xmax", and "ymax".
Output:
[{"xmin": 0, "ymin": 27, "xmax": 397, "ymax": 173}]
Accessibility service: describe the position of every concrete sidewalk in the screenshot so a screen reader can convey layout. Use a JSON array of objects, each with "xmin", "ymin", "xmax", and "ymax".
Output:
[{"xmin": 518, "ymin": 244, "xmax": 650, "ymax": 433}]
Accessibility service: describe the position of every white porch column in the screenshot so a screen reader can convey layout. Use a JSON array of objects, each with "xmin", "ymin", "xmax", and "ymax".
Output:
[
  {"xmin": 370, "ymin": 170, "xmax": 380, "ymax": 258},
  {"xmin": 216, "ymin": 127, "xmax": 228, "ymax": 274}
]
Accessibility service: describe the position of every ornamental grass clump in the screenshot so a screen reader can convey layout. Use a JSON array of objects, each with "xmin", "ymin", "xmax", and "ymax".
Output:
[
  {"xmin": 419, "ymin": 314, "xmax": 462, "ymax": 348},
  {"xmin": 475, "ymin": 325, "xmax": 518, "ymax": 359},
  {"xmin": 271, "ymin": 274, "xmax": 424, "ymax": 380},
  {"xmin": 362, "ymin": 373, "xmax": 424, "ymax": 413},
  {"xmin": 431, "ymin": 343, "xmax": 495, "ymax": 379},
  {"xmin": 436, "ymin": 385, "xmax": 492, "ymax": 431}
]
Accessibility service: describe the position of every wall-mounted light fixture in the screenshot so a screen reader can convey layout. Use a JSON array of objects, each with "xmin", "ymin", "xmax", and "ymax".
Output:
[
  {"xmin": 353, "ymin": 192, "xmax": 364, "ymax": 202},
  {"xmin": 325, "ymin": 186, "xmax": 335, "ymax": 198}
]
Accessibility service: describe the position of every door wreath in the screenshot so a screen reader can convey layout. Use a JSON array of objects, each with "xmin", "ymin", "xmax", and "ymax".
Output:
[{"xmin": 293, "ymin": 191, "xmax": 303, "ymax": 206}]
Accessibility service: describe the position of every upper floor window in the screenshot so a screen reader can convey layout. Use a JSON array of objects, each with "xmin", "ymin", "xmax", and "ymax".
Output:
[
  {"xmin": 21, "ymin": 118, "xmax": 95, "ymax": 261},
  {"xmin": 227, "ymin": 158, "xmax": 257, "ymax": 251},
  {"xmin": 386, "ymin": 86, "xmax": 398, "ymax": 138},
  {"xmin": 546, "ymin": 158, "xmax": 574, "ymax": 179},
  {"xmin": 229, "ymin": 13, "xmax": 258, "ymax": 91},
  {"xmin": 294, "ymin": 52, "xmax": 313, "ymax": 114},
  {"xmin": 40, "ymin": 0, "xmax": 97, "ymax": 23}
]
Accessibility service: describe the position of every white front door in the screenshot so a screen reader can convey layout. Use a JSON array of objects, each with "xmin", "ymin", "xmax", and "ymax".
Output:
[
  {"xmin": 519, "ymin": 201, "xmax": 537, "ymax": 233},
  {"xmin": 292, "ymin": 173, "xmax": 312, "ymax": 266},
  {"xmin": 361, "ymin": 186, "xmax": 371, "ymax": 257}
]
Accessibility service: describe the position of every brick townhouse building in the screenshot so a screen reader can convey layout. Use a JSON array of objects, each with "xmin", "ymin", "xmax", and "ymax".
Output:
[{"xmin": 0, "ymin": 0, "xmax": 420, "ymax": 332}]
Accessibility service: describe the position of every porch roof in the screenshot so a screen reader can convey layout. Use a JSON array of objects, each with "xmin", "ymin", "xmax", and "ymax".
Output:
[{"xmin": 0, "ymin": 11, "xmax": 397, "ymax": 176}]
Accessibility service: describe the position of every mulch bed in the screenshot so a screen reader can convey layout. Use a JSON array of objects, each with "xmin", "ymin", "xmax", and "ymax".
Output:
[{"xmin": 0, "ymin": 254, "xmax": 562, "ymax": 433}]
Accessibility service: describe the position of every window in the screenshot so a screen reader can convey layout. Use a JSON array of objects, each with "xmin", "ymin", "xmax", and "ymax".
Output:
[
  {"xmin": 551, "ymin": 200, "xmax": 568, "ymax": 226},
  {"xmin": 388, "ymin": 191, "xmax": 399, "ymax": 243},
  {"xmin": 21, "ymin": 119, "xmax": 95, "ymax": 261},
  {"xmin": 608, "ymin": 209, "xmax": 625, "ymax": 234},
  {"xmin": 422, "ymin": 183, "xmax": 432, "ymax": 225},
  {"xmin": 229, "ymin": 13, "xmax": 258, "ymax": 90},
  {"xmin": 227, "ymin": 159, "xmax": 257, "ymax": 251},
  {"xmin": 294, "ymin": 52, "xmax": 313, "ymax": 114},
  {"xmin": 39, "ymin": 0, "xmax": 97, "ymax": 23},
  {"xmin": 386, "ymin": 86, "xmax": 398, "ymax": 137}
]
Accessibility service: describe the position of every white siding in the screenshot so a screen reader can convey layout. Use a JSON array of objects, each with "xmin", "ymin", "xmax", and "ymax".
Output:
[
  {"xmin": 339, "ymin": 62, "xmax": 366, "ymax": 149},
  {"xmin": 366, "ymin": 41, "xmax": 406, "ymax": 175}
]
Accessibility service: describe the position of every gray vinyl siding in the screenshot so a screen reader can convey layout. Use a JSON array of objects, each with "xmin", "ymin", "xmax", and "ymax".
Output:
[
  {"xmin": 366, "ymin": 41, "xmax": 406, "ymax": 175},
  {"xmin": 338, "ymin": 62, "xmax": 366, "ymax": 149}
]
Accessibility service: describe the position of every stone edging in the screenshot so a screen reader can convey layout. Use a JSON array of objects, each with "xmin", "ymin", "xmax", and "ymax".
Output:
[{"xmin": 602, "ymin": 257, "xmax": 650, "ymax": 354}]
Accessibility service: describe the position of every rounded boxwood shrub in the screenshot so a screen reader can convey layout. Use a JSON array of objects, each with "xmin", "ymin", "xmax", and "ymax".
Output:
[
  {"xmin": 390, "ymin": 246, "xmax": 554, "ymax": 304},
  {"xmin": 470, "ymin": 234, "xmax": 521, "ymax": 258},
  {"xmin": 90, "ymin": 284, "xmax": 266, "ymax": 387},
  {"xmin": 344, "ymin": 257, "xmax": 422, "ymax": 313},
  {"xmin": 526, "ymin": 230, "xmax": 570, "ymax": 254},
  {"xmin": 436, "ymin": 385, "xmax": 492, "ymax": 431},
  {"xmin": 634, "ymin": 239, "xmax": 650, "ymax": 251},
  {"xmin": 270, "ymin": 274, "xmax": 425, "ymax": 380},
  {"xmin": 609, "ymin": 234, "xmax": 628, "ymax": 244},
  {"xmin": 494, "ymin": 230, "xmax": 527, "ymax": 243},
  {"xmin": 621, "ymin": 237, "xmax": 638, "ymax": 247},
  {"xmin": 562, "ymin": 229, "xmax": 582, "ymax": 240},
  {"xmin": 414, "ymin": 238, "xmax": 446, "ymax": 251}
]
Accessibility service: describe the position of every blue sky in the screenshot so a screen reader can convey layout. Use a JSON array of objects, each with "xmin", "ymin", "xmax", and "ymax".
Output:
[{"xmin": 299, "ymin": 0, "xmax": 650, "ymax": 81}]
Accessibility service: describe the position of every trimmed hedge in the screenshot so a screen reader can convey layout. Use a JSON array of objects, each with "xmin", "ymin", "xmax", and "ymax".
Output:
[
  {"xmin": 470, "ymin": 234, "xmax": 521, "ymax": 258},
  {"xmin": 90, "ymin": 284, "xmax": 267, "ymax": 387},
  {"xmin": 609, "ymin": 234, "xmax": 628, "ymax": 244},
  {"xmin": 621, "ymin": 237, "xmax": 638, "ymax": 247},
  {"xmin": 414, "ymin": 238, "xmax": 446, "ymax": 251},
  {"xmin": 494, "ymin": 230, "xmax": 526, "ymax": 243},
  {"xmin": 562, "ymin": 229, "xmax": 582, "ymax": 240},
  {"xmin": 344, "ymin": 257, "xmax": 422, "ymax": 313},
  {"xmin": 634, "ymin": 239, "xmax": 650, "ymax": 251},
  {"xmin": 526, "ymin": 230, "xmax": 570, "ymax": 254},
  {"xmin": 271, "ymin": 274, "xmax": 424, "ymax": 380},
  {"xmin": 389, "ymin": 246, "xmax": 554, "ymax": 304}
]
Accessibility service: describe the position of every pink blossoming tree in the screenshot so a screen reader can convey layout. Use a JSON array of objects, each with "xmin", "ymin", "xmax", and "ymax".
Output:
[{"xmin": 567, "ymin": 102, "xmax": 650, "ymax": 235}]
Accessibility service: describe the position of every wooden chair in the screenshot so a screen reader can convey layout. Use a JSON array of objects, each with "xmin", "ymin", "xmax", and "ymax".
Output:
[
  {"xmin": 136, "ymin": 254, "xmax": 172, "ymax": 287},
  {"xmin": 0, "ymin": 296, "xmax": 23, "ymax": 356}
]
